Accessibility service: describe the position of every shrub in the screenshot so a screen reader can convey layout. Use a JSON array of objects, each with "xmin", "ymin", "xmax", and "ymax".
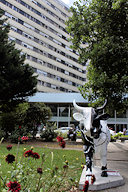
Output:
[
  {"xmin": 8, "ymin": 127, "xmax": 28, "ymax": 143},
  {"xmin": 40, "ymin": 128, "xmax": 57, "ymax": 141},
  {"xmin": 110, "ymin": 135, "xmax": 116, "ymax": 142},
  {"xmin": 120, "ymin": 135, "xmax": 128, "ymax": 138},
  {"xmin": 56, "ymin": 132, "xmax": 68, "ymax": 139},
  {"xmin": 113, "ymin": 132, "xmax": 123, "ymax": 140}
]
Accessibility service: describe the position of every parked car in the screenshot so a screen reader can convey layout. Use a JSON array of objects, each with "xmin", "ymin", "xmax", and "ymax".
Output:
[{"xmin": 54, "ymin": 127, "xmax": 71, "ymax": 134}]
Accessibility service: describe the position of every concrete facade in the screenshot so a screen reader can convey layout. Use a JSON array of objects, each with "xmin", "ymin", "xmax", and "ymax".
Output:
[{"xmin": 0, "ymin": 0, "xmax": 86, "ymax": 93}]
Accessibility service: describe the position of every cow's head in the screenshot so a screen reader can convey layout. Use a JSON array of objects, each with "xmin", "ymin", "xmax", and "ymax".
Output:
[{"xmin": 73, "ymin": 99, "xmax": 110, "ymax": 138}]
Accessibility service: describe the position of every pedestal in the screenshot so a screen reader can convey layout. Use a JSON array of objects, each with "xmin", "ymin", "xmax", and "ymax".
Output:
[{"xmin": 79, "ymin": 166, "xmax": 125, "ymax": 191}]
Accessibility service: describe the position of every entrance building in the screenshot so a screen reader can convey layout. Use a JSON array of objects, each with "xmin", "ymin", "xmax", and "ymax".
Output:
[{"xmin": 29, "ymin": 92, "xmax": 128, "ymax": 132}]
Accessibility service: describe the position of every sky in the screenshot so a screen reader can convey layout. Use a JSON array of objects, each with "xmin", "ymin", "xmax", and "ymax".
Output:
[{"xmin": 61, "ymin": 0, "xmax": 75, "ymax": 7}]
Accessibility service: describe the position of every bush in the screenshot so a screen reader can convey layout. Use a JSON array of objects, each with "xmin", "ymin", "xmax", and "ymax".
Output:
[
  {"xmin": 120, "ymin": 135, "xmax": 128, "ymax": 138},
  {"xmin": 40, "ymin": 128, "xmax": 57, "ymax": 141},
  {"xmin": 113, "ymin": 132, "xmax": 123, "ymax": 140},
  {"xmin": 110, "ymin": 135, "xmax": 116, "ymax": 142},
  {"xmin": 56, "ymin": 132, "xmax": 68, "ymax": 139},
  {"xmin": 8, "ymin": 127, "xmax": 28, "ymax": 143}
]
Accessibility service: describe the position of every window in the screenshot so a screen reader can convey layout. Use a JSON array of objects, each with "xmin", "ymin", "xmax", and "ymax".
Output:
[
  {"xmin": 65, "ymin": 71, "xmax": 69, "ymax": 75},
  {"xmin": 17, "ymin": 29, "xmax": 22, "ymax": 34}
]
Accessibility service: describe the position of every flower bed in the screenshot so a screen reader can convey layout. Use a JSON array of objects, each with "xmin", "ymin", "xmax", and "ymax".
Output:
[{"xmin": 0, "ymin": 140, "xmax": 84, "ymax": 191}]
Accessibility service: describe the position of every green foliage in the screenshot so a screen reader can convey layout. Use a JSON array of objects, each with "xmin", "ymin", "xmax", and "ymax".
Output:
[
  {"xmin": 0, "ymin": 103, "xmax": 29, "ymax": 138},
  {"xmin": 111, "ymin": 132, "xmax": 123, "ymax": 141},
  {"xmin": 56, "ymin": 132, "xmax": 68, "ymax": 139},
  {"xmin": 40, "ymin": 128, "xmax": 57, "ymax": 141},
  {"xmin": 66, "ymin": 0, "xmax": 128, "ymax": 112},
  {"xmin": 0, "ymin": 102, "xmax": 52, "ymax": 139},
  {"xmin": 24, "ymin": 103, "xmax": 52, "ymax": 138},
  {"xmin": 110, "ymin": 135, "xmax": 116, "ymax": 142},
  {"xmin": 0, "ymin": 10, "xmax": 37, "ymax": 109},
  {"xmin": 120, "ymin": 135, "xmax": 128, "ymax": 138},
  {"xmin": 8, "ymin": 126, "xmax": 28, "ymax": 143}
]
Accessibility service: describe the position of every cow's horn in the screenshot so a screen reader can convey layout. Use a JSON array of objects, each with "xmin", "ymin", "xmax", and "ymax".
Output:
[
  {"xmin": 96, "ymin": 99, "xmax": 107, "ymax": 111},
  {"xmin": 73, "ymin": 99, "xmax": 84, "ymax": 112}
]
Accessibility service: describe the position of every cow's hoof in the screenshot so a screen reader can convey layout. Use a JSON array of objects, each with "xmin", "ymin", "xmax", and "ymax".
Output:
[{"xmin": 101, "ymin": 171, "xmax": 108, "ymax": 177}]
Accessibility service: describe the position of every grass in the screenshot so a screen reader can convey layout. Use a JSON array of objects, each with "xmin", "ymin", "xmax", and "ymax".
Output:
[{"xmin": 0, "ymin": 141, "xmax": 85, "ymax": 191}]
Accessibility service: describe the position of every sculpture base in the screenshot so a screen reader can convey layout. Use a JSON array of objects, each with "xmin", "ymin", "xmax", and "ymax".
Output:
[{"xmin": 79, "ymin": 166, "xmax": 125, "ymax": 191}]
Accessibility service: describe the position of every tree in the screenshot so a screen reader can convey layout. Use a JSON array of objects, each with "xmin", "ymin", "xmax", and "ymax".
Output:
[
  {"xmin": 0, "ymin": 10, "xmax": 37, "ymax": 110},
  {"xmin": 66, "ymin": 0, "xmax": 128, "ymax": 112},
  {"xmin": 24, "ymin": 103, "xmax": 52, "ymax": 138},
  {"xmin": 0, "ymin": 103, "xmax": 29, "ymax": 138}
]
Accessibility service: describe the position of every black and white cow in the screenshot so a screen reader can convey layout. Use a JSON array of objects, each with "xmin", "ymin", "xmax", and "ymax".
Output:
[{"xmin": 73, "ymin": 99, "xmax": 110, "ymax": 184}]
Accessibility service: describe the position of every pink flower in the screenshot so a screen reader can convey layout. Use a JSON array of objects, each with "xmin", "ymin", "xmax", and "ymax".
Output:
[
  {"xmin": 21, "ymin": 136, "xmax": 28, "ymax": 142},
  {"xmin": 6, "ymin": 181, "xmax": 21, "ymax": 192}
]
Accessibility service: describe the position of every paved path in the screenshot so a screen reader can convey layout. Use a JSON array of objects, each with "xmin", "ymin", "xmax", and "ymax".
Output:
[{"xmin": 92, "ymin": 140, "xmax": 128, "ymax": 192}]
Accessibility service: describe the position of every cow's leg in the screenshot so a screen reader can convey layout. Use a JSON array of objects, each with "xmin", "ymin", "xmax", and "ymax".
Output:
[
  {"xmin": 100, "ymin": 144, "xmax": 108, "ymax": 177},
  {"xmin": 81, "ymin": 130, "xmax": 94, "ymax": 184},
  {"xmin": 83, "ymin": 146, "xmax": 94, "ymax": 183}
]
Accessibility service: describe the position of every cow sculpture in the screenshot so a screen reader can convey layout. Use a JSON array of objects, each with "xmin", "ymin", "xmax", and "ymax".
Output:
[{"xmin": 73, "ymin": 99, "xmax": 110, "ymax": 185}]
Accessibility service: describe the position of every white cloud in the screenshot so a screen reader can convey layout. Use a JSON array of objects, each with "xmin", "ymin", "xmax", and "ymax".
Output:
[
  {"xmin": 62, "ymin": 0, "xmax": 70, "ymax": 4},
  {"xmin": 61, "ymin": 0, "xmax": 75, "ymax": 6}
]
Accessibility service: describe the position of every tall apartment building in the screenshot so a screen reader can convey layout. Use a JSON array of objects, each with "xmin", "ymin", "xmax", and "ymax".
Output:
[{"xmin": 0, "ymin": 0, "xmax": 86, "ymax": 93}]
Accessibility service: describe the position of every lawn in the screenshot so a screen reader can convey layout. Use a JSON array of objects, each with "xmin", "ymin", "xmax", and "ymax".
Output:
[{"xmin": 0, "ymin": 141, "xmax": 84, "ymax": 192}]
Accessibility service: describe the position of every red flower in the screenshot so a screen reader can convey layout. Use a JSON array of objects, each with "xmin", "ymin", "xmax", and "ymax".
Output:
[
  {"xmin": 24, "ymin": 150, "xmax": 40, "ymax": 159},
  {"xmin": 56, "ymin": 136, "xmax": 63, "ymax": 142},
  {"xmin": 5, "ymin": 154, "xmax": 15, "ymax": 164},
  {"xmin": 63, "ymin": 164, "xmax": 68, "ymax": 169},
  {"xmin": 32, "ymin": 152, "xmax": 40, "ymax": 159},
  {"xmin": 24, "ymin": 150, "xmax": 33, "ymax": 157},
  {"xmin": 6, "ymin": 145, "xmax": 12, "ymax": 151},
  {"xmin": 91, "ymin": 174, "xmax": 96, "ymax": 184},
  {"xmin": 18, "ymin": 137, "xmax": 21, "ymax": 141},
  {"xmin": 37, "ymin": 168, "xmax": 42, "ymax": 174},
  {"xmin": 21, "ymin": 136, "xmax": 28, "ymax": 142},
  {"xmin": 60, "ymin": 140, "xmax": 66, "ymax": 148},
  {"xmin": 56, "ymin": 136, "xmax": 66, "ymax": 148},
  {"xmin": 82, "ymin": 180, "xmax": 89, "ymax": 192},
  {"xmin": 6, "ymin": 181, "xmax": 21, "ymax": 192}
]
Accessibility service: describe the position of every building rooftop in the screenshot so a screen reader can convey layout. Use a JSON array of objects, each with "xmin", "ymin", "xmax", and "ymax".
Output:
[{"xmin": 28, "ymin": 92, "xmax": 87, "ymax": 103}]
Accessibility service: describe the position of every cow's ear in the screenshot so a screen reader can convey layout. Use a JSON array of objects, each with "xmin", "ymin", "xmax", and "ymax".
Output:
[
  {"xmin": 73, "ymin": 113, "xmax": 83, "ymax": 121},
  {"xmin": 99, "ymin": 113, "xmax": 110, "ymax": 120}
]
